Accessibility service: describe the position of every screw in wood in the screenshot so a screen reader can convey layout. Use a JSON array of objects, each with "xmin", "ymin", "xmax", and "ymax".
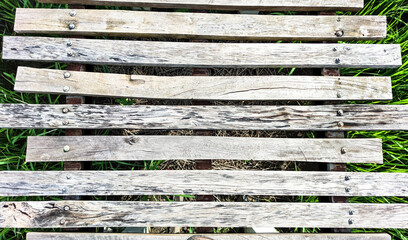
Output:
[
  {"xmin": 66, "ymin": 41, "xmax": 72, "ymax": 47},
  {"xmin": 348, "ymin": 219, "xmax": 354, "ymax": 225},
  {"xmin": 63, "ymin": 120, "xmax": 70, "ymax": 125},
  {"xmin": 64, "ymin": 206, "xmax": 70, "ymax": 211},
  {"xmin": 337, "ymin": 109, "xmax": 344, "ymax": 116},
  {"xmin": 337, "ymin": 121, "xmax": 344, "ymax": 127},
  {"xmin": 335, "ymin": 58, "xmax": 341, "ymax": 64},
  {"xmin": 63, "ymin": 145, "xmax": 70, "ymax": 152},
  {"xmin": 337, "ymin": 92, "xmax": 342, "ymax": 98},
  {"xmin": 69, "ymin": 11, "xmax": 76, "ymax": 17},
  {"xmin": 66, "ymin": 175, "xmax": 71, "ymax": 180},
  {"xmin": 62, "ymin": 108, "xmax": 69, "ymax": 114},
  {"xmin": 349, "ymin": 210, "xmax": 354, "ymax": 215},
  {"xmin": 63, "ymin": 86, "xmax": 70, "ymax": 92},
  {"xmin": 61, "ymin": 188, "xmax": 67, "ymax": 193},
  {"xmin": 64, "ymin": 72, "xmax": 71, "ymax": 79},
  {"xmin": 335, "ymin": 30, "xmax": 344, "ymax": 37},
  {"xmin": 345, "ymin": 187, "xmax": 351, "ymax": 193},
  {"xmin": 60, "ymin": 219, "xmax": 66, "ymax": 225},
  {"xmin": 345, "ymin": 175, "xmax": 351, "ymax": 181},
  {"xmin": 341, "ymin": 147, "xmax": 347, "ymax": 154},
  {"xmin": 68, "ymin": 23, "xmax": 76, "ymax": 30},
  {"xmin": 67, "ymin": 51, "xmax": 74, "ymax": 57}
]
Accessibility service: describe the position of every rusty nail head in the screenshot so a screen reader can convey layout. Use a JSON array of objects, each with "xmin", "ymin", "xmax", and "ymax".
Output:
[
  {"xmin": 63, "ymin": 145, "xmax": 70, "ymax": 152},
  {"xmin": 335, "ymin": 58, "xmax": 341, "ymax": 64},
  {"xmin": 345, "ymin": 175, "xmax": 351, "ymax": 181},
  {"xmin": 69, "ymin": 11, "xmax": 76, "ymax": 17},
  {"xmin": 345, "ymin": 187, "xmax": 351, "ymax": 193},
  {"xmin": 337, "ymin": 109, "xmax": 344, "ymax": 116},
  {"xmin": 64, "ymin": 72, "xmax": 71, "ymax": 78},
  {"xmin": 68, "ymin": 23, "xmax": 75, "ymax": 30},
  {"xmin": 63, "ymin": 86, "xmax": 70, "ymax": 92},
  {"xmin": 60, "ymin": 219, "xmax": 66, "ymax": 225},
  {"xmin": 335, "ymin": 30, "xmax": 344, "ymax": 37},
  {"xmin": 341, "ymin": 147, "xmax": 347, "ymax": 154},
  {"xmin": 62, "ymin": 108, "xmax": 69, "ymax": 114}
]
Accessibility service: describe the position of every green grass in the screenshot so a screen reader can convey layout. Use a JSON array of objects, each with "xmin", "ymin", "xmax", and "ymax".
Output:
[{"xmin": 0, "ymin": 0, "xmax": 408, "ymax": 239}]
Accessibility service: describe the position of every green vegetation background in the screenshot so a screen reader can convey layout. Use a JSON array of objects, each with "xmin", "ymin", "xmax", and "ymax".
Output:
[{"xmin": 0, "ymin": 0, "xmax": 407, "ymax": 239}]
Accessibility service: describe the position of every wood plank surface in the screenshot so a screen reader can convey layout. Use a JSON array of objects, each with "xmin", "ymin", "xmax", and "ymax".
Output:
[
  {"xmin": 2, "ymin": 171, "xmax": 407, "ymax": 196},
  {"xmin": 2, "ymin": 36, "xmax": 402, "ymax": 68},
  {"xmin": 1, "ymin": 201, "xmax": 407, "ymax": 228},
  {"xmin": 25, "ymin": 136, "xmax": 383, "ymax": 163},
  {"xmin": 14, "ymin": 9, "xmax": 386, "ymax": 41},
  {"xmin": 26, "ymin": 232, "xmax": 392, "ymax": 240},
  {"xmin": 1, "ymin": 104, "xmax": 408, "ymax": 131},
  {"xmin": 15, "ymin": 67, "xmax": 393, "ymax": 101},
  {"xmin": 35, "ymin": 0, "xmax": 365, "ymax": 11}
]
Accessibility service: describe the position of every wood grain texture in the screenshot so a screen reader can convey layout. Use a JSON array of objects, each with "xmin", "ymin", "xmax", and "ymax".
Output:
[
  {"xmin": 15, "ymin": 67, "xmax": 393, "ymax": 101},
  {"xmin": 25, "ymin": 136, "xmax": 383, "ymax": 163},
  {"xmin": 2, "ymin": 36, "xmax": 402, "ymax": 69},
  {"xmin": 14, "ymin": 9, "xmax": 386, "ymax": 41},
  {"xmin": 2, "ymin": 171, "xmax": 407, "ymax": 196},
  {"xmin": 26, "ymin": 232, "xmax": 392, "ymax": 240},
  {"xmin": 1, "ymin": 201, "xmax": 407, "ymax": 228},
  {"xmin": 35, "ymin": 0, "xmax": 365, "ymax": 11},
  {"xmin": 1, "ymin": 104, "xmax": 408, "ymax": 131}
]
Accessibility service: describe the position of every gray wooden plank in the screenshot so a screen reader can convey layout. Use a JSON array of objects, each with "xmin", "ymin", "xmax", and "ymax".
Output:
[
  {"xmin": 2, "ymin": 171, "xmax": 406, "ymax": 196},
  {"xmin": 14, "ymin": 9, "xmax": 386, "ymax": 41},
  {"xmin": 26, "ymin": 136, "xmax": 383, "ymax": 163},
  {"xmin": 35, "ymin": 0, "xmax": 365, "ymax": 11},
  {"xmin": 15, "ymin": 67, "xmax": 393, "ymax": 101},
  {"xmin": 2, "ymin": 36, "xmax": 402, "ymax": 68},
  {"xmin": 1, "ymin": 201, "xmax": 407, "ymax": 228},
  {"xmin": 1, "ymin": 104, "xmax": 408, "ymax": 131},
  {"xmin": 26, "ymin": 232, "xmax": 392, "ymax": 240}
]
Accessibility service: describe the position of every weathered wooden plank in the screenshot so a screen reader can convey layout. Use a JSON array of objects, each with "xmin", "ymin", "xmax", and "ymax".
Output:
[
  {"xmin": 35, "ymin": 0, "xmax": 364, "ymax": 11},
  {"xmin": 2, "ymin": 37, "xmax": 402, "ymax": 68},
  {"xmin": 26, "ymin": 232, "xmax": 392, "ymax": 240},
  {"xmin": 2, "ymin": 171, "xmax": 407, "ymax": 196},
  {"xmin": 1, "ymin": 104, "xmax": 408, "ymax": 131},
  {"xmin": 15, "ymin": 67, "xmax": 393, "ymax": 101},
  {"xmin": 1, "ymin": 201, "xmax": 407, "ymax": 228},
  {"xmin": 25, "ymin": 136, "xmax": 382, "ymax": 163},
  {"xmin": 14, "ymin": 9, "xmax": 386, "ymax": 41}
]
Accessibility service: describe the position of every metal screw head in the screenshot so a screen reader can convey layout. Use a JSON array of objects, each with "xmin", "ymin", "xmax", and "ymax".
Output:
[
  {"xmin": 337, "ymin": 109, "xmax": 344, "ymax": 116},
  {"xmin": 63, "ymin": 120, "xmax": 70, "ymax": 125},
  {"xmin": 69, "ymin": 11, "xmax": 76, "ymax": 17},
  {"xmin": 335, "ymin": 30, "xmax": 344, "ymax": 37},
  {"xmin": 333, "ymin": 48, "xmax": 337, "ymax": 52},
  {"xmin": 66, "ymin": 175, "xmax": 71, "ymax": 180},
  {"xmin": 67, "ymin": 51, "xmax": 74, "ymax": 57},
  {"xmin": 66, "ymin": 41, "xmax": 72, "ymax": 47},
  {"xmin": 63, "ymin": 86, "xmax": 70, "ymax": 92},
  {"xmin": 348, "ymin": 219, "xmax": 354, "ymax": 225},
  {"xmin": 68, "ymin": 23, "xmax": 76, "ymax": 30},
  {"xmin": 345, "ymin": 175, "xmax": 351, "ymax": 181},
  {"xmin": 349, "ymin": 210, "xmax": 354, "ymax": 215},
  {"xmin": 63, "ymin": 145, "xmax": 70, "ymax": 152},
  {"xmin": 341, "ymin": 147, "xmax": 347, "ymax": 154},
  {"xmin": 64, "ymin": 72, "xmax": 71, "ymax": 78},
  {"xmin": 60, "ymin": 219, "xmax": 66, "ymax": 225},
  {"xmin": 335, "ymin": 58, "xmax": 341, "ymax": 64},
  {"xmin": 345, "ymin": 187, "xmax": 351, "ymax": 193},
  {"xmin": 61, "ymin": 188, "xmax": 67, "ymax": 193},
  {"xmin": 337, "ymin": 92, "xmax": 342, "ymax": 98},
  {"xmin": 337, "ymin": 121, "xmax": 345, "ymax": 127},
  {"xmin": 64, "ymin": 206, "xmax": 70, "ymax": 211},
  {"xmin": 62, "ymin": 108, "xmax": 69, "ymax": 114}
]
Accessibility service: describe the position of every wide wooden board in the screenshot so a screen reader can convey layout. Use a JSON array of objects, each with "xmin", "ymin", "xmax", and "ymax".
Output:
[
  {"xmin": 14, "ymin": 9, "xmax": 386, "ymax": 41},
  {"xmin": 35, "ymin": 0, "xmax": 365, "ymax": 11},
  {"xmin": 2, "ymin": 36, "xmax": 402, "ymax": 68},
  {"xmin": 2, "ymin": 171, "xmax": 407, "ymax": 196},
  {"xmin": 1, "ymin": 104, "xmax": 408, "ymax": 131},
  {"xmin": 15, "ymin": 67, "xmax": 393, "ymax": 101},
  {"xmin": 26, "ymin": 136, "xmax": 383, "ymax": 163},
  {"xmin": 1, "ymin": 201, "xmax": 407, "ymax": 228},
  {"xmin": 27, "ymin": 232, "xmax": 392, "ymax": 240}
]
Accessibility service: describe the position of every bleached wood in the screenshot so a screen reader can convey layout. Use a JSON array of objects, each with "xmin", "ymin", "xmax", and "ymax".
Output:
[
  {"xmin": 1, "ymin": 104, "xmax": 408, "ymax": 131},
  {"xmin": 26, "ymin": 232, "xmax": 392, "ymax": 240},
  {"xmin": 26, "ymin": 136, "xmax": 382, "ymax": 163},
  {"xmin": 36, "ymin": 0, "xmax": 365, "ymax": 11},
  {"xmin": 2, "ymin": 171, "xmax": 407, "ymax": 196},
  {"xmin": 2, "ymin": 36, "xmax": 402, "ymax": 68},
  {"xmin": 1, "ymin": 201, "xmax": 407, "ymax": 228},
  {"xmin": 15, "ymin": 67, "xmax": 393, "ymax": 101},
  {"xmin": 14, "ymin": 9, "xmax": 386, "ymax": 41}
]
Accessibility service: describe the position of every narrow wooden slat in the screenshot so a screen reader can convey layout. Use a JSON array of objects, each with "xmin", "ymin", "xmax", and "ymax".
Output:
[
  {"xmin": 15, "ymin": 67, "xmax": 393, "ymax": 101},
  {"xmin": 27, "ymin": 232, "xmax": 392, "ymax": 240},
  {"xmin": 2, "ymin": 36, "xmax": 402, "ymax": 69},
  {"xmin": 14, "ymin": 9, "xmax": 386, "ymax": 41},
  {"xmin": 25, "ymin": 136, "xmax": 382, "ymax": 163},
  {"xmin": 36, "ymin": 0, "xmax": 365, "ymax": 11},
  {"xmin": 1, "ymin": 201, "xmax": 407, "ymax": 228},
  {"xmin": 1, "ymin": 104, "xmax": 408, "ymax": 131},
  {"xmin": 2, "ymin": 171, "xmax": 407, "ymax": 196}
]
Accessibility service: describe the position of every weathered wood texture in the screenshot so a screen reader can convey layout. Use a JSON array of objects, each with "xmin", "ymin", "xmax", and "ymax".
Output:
[
  {"xmin": 25, "ymin": 136, "xmax": 382, "ymax": 163},
  {"xmin": 2, "ymin": 171, "xmax": 406, "ymax": 196},
  {"xmin": 1, "ymin": 104, "xmax": 408, "ymax": 131},
  {"xmin": 1, "ymin": 201, "xmax": 407, "ymax": 228},
  {"xmin": 14, "ymin": 9, "xmax": 386, "ymax": 41},
  {"xmin": 15, "ymin": 67, "xmax": 393, "ymax": 101},
  {"xmin": 26, "ymin": 232, "xmax": 392, "ymax": 240},
  {"xmin": 35, "ymin": 0, "xmax": 365, "ymax": 11},
  {"xmin": 2, "ymin": 37, "xmax": 402, "ymax": 68}
]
